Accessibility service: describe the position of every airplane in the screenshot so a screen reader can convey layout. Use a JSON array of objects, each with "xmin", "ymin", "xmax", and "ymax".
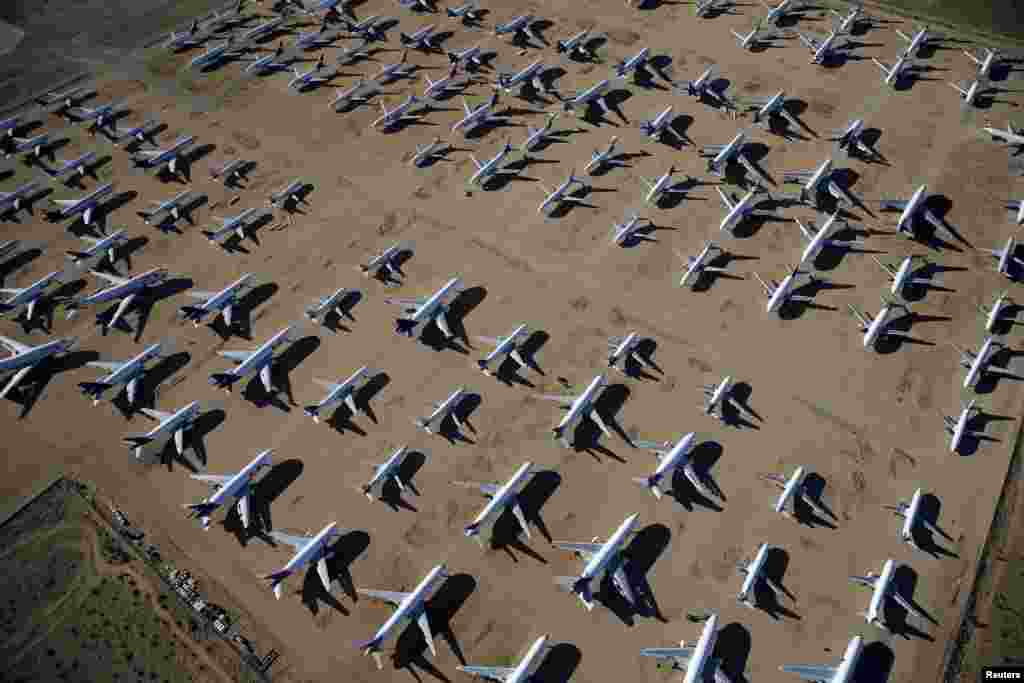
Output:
[
  {"xmin": 677, "ymin": 242, "xmax": 735, "ymax": 288},
  {"xmin": 330, "ymin": 79, "xmax": 370, "ymax": 110},
  {"xmin": 640, "ymin": 612, "xmax": 724, "ymax": 683},
  {"xmin": 883, "ymin": 488, "xmax": 940, "ymax": 550},
  {"xmin": 949, "ymin": 79, "xmax": 984, "ymax": 108},
  {"xmin": 138, "ymin": 189, "xmax": 195, "ymax": 226},
  {"xmin": 447, "ymin": 1, "xmax": 482, "ymax": 23},
  {"xmin": 360, "ymin": 445, "xmax": 419, "ymax": 500},
  {"xmin": 354, "ymin": 564, "xmax": 449, "ymax": 668},
  {"xmin": 795, "ymin": 211, "xmax": 863, "ymax": 264},
  {"xmin": 1004, "ymin": 198, "xmax": 1024, "ymax": 226},
  {"xmin": 372, "ymin": 96, "xmax": 424, "ymax": 130},
  {"xmin": 288, "ymin": 56, "xmax": 333, "ymax": 90},
  {"xmin": 897, "ymin": 25, "xmax": 940, "ymax": 58},
  {"xmin": 701, "ymin": 130, "xmax": 746, "ymax": 175},
  {"xmin": 798, "ymin": 29, "xmax": 845, "ymax": 64},
  {"xmin": 341, "ymin": 15, "xmax": 387, "ymax": 42},
  {"xmin": 122, "ymin": 400, "xmax": 204, "ymax": 461},
  {"xmin": 695, "ymin": 0, "xmax": 736, "ymax": 17},
  {"xmin": 423, "ymin": 65, "xmax": 466, "ymax": 100},
  {"xmin": 65, "ymin": 267, "xmax": 169, "ymax": 331},
  {"xmin": 447, "ymin": 44, "xmax": 486, "ymax": 71},
  {"xmin": 944, "ymin": 397, "xmax": 988, "ymax": 453},
  {"xmin": 717, "ymin": 187, "xmax": 775, "ymax": 234},
  {"xmin": 979, "ymin": 290, "xmax": 1017, "ymax": 334},
  {"xmin": 457, "ymin": 634, "xmax": 551, "ymax": 682},
  {"xmin": 295, "ymin": 24, "xmax": 341, "ymax": 51},
  {"xmin": 639, "ymin": 105, "xmax": 686, "ymax": 145},
  {"xmin": 827, "ymin": 119, "xmax": 879, "ymax": 160},
  {"xmin": 453, "ymin": 91, "xmax": 509, "ymax": 136},
  {"xmin": 640, "ymin": 166, "xmax": 690, "ymax": 205},
  {"xmin": 209, "ymin": 158, "xmax": 252, "ymax": 186},
  {"xmin": 780, "ymin": 636, "xmax": 863, "ymax": 683},
  {"xmin": 131, "ymin": 135, "xmax": 195, "ymax": 177},
  {"xmin": 188, "ymin": 40, "xmax": 248, "ymax": 69},
  {"xmin": 62, "ymin": 101, "xmax": 126, "ymax": 135},
  {"xmin": 201, "ymin": 207, "xmax": 263, "ymax": 245},
  {"xmin": 981, "ymin": 235, "xmax": 1024, "ymax": 279},
  {"xmin": 493, "ymin": 15, "xmax": 540, "ymax": 44},
  {"xmin": 746, "ymin": 91, "xmax": 801, "ymax": 135},
  {"xmin": 611, "ymin": 212, "xmax": 655, "ymax": 246},
  {"xmin": 291, "ymin": 0, "xmax": 357, "ymax": 21},
  {"xmin": 336, "ymin": 40, "xmax": 373, "ymax": 66},
  {"xmin": 879, "ymin": 184, "xmax": 945, "ymax": 239},
  {"xmin": 386, "ymin": 276, "xmax": 462, "ymax": 338},
  {"xmin": 850, "ymin": 558, "xmax": 929, "ymax": 629},
  {"xmin": 632, "ymin": 432, "xmax": 717, "ymax": 501},
  {"xmin": 4, "ymin": 133, "xmax": 53, "ymax": 161},
  {"xmin": 733, "ymin": 21, "xmax": 773, "ymax": 51},
  {"xmin": 414, "ymin": 386, "xmax": 468, "ymax": 434},
  {"xmin": 0, "ymin": 268, "xmax": 75, "ymax": 324},
  {"xmin": 264, "ymin": 522, "xmax": 342, "ymax": 599},
  {"xmin": 66, "ymin": 229, "xmax": 129, "ymax": 268},
  {"xmin": 467, "ymin": 142, "xmax": 515, "ymax": 186},
  {"xmin": 304, "ymin": 365, "xmax": 373, "ymax": 422},
  {"xmin": 761, "ymin": 465, "xmax": 833, "ymax": 520},
  {"xmin": 208, "ymin": 324, "xmax": 299, "ymax": 393},
  {"xmin": 78, "ymin": 340, "xmax": 174, "ymax": 407},
  {"xmin": 872, "ymin": 254, "xmax": 931, "ymax": 297},
  {"xmin": 849, "ymin": 296, "xmax": 915, "ymax": 349},
  {"xmin": 40, "ymin": 151, "xmax": 100, "ymax": 184},
  {"xmin": 359, "ymin": 241, "xmax": 411, "ymax": 282},
  {"xmin": 106, "ymin": 118, "xmax": 161, "ymax": 147},
  {"xmin": 245, "ymin": 45, "xmax": 293, "ymax": 75},
  {"xmin": 606, "ymin": 332, "xmax": 655, "ymax": 374},
  {"xmin": 754, "ymin": 265, "xmax": 814, "ymax": 314},
  {"xmin": 268, "ymin": 179, "xmax": 307, "ymax": 210},
  {"xmin": 475, "ymin": 324, "xmax": 530, "ymax": 375},
  {"xmin": 559, "ymin": 79, "xmax": 611, "ymax": 116},
  {"xmin": 954, "ymin": 336, "xmax": 1020, "ymax": 389},
  {"xmin": 964, "ymin": 47, "xmax": 999, "ymax": 79},
  {"xmin": 553, "ymin": 513, "xmax": 639, "ymax": 611},
  {"xmin": 179, "ymin": 273, "xmax": 256, "ymax": 327},
  {"xmin": 763, "ymin": 0, "xmax": 799, "ymax": 24},
  {"xmin": 537, "ymin": 171, "xmax": 586, "ymax": 214},
  {"xmin": 165, "ymin": 21, "xmax": 206, "ymax": 51},
  {"xmin": 400, "ymin": 24, "xmax": 439, "ymax": 52},
  {"xmin": 304, "ymin": 286, "xmax": 356, "ymax": 327},
  {"xmin": 583, "ymin": 136, "xmax": 625, "ymax": 174},
  {"xmin": 983, "ymin": 122, "xmax": 1024, "ymax": 155},
  {"xmin": 736, "ymin": 542, "xmax": 788, "ymax": 608},
  {"xmin": 831, "ymin": 2, "xmax": 875, "ymax": 34},
  {"xmin": 678, "ymin": 65, "xmax": 733, "ymax": 112},
  {"xmin": 782, "ymin": 158, "xmax": 845, "ymax": 208},
  {"xmin": 453, "ymin": 461, "xmax": 535, "ymax": 546},
  {"xmin": 185, "ymin": 449, "xmax": 273, "ymax": 530},
  {"xmin": 540, "ymin": 373, "xmax": 610, "ymax": 448},
  {"xmin": 240, "ymin": 16, "xmax": 287, "ymax": 43},
  {"xmin": 612, "ymin": 47, "xmax": 650, "ymax": 80},
  {"xmin": 0, "ymin": 335, "xmax": 78, "ymax": 400},
  {"xmin": 701, "ymin": 374, "xmax": 756, "ymax": 421},
  {"xmin": 398, "ymin": 0, "xmax": 435, "ymax": 12},
  {"xmin": 48, "ymin": 182, "xmax": 114, "ymax": 226},
  {"xmin": 0, "ymin": 181, "xmax": 43, "ymax": 218},
  {"xmin": 520, "ymin": 113, "xmax": 559, "ymax": 155},
  {"xmin": 557, "ymin": 29, "xmax": 597, "ymax": 60},
  {"xmin": 872, "ymin": 53, "xmax": 915, "ymax": 87}
]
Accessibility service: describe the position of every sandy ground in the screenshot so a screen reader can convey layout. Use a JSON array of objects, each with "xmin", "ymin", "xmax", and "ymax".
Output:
[{"xmin": 3, "ymin": 0, "xmax": 1024, "ymax": 682}]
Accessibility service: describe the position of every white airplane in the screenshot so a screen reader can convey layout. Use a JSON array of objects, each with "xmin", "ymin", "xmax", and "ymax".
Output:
[
  {"xmin": 540, "ymin": 374, "xmax": 610, "ymax": 448},
  {"xmin": 873, "ymin": 54, "xmax": 915, "ymax": 87},
  {"xmin": 640, "ymin": 166, "xmax": 689, "ymax": 205},
  {"xmin": 798, "ymin": 29, "xmax": 844, "ymax": 64},
  {"xmin": 475, "ymin": 324, "xmax": 530, "ymax": 375},
  {"xmin": 677, "ymin": 242, "xmax": 734, "ymax": 288},
  {"xmin": 458, "ymin": 634, "xmax": 551, "ymax": 682},
  {"xmin": 423, "ymin": 65, "xmax": 465, "ymax": 100},
  {"xmin": 950, "ymin": 79, "xmax": 984, "ymax": 108},
  {"xmin": 736, "ymin": 543, "xmax": 787, "ymax": 608},
  {"xmin": 953, "ymin": 336, "xmax": 1020, "ymax": 389},
  {"xmin": 330, "ymin": 79, "xmax": 369, "ymax": 110},
  {"xmin": 632, "ymin": 433, "xmax": 717, "ymax": 501},
  {"xmin": 1004, "ymin": 198, "xmax": 1024, "ymax": 226},
  {"xmin": 606, "ymin": 332, "xmax": 655, "ymax": 373},
  {"xmin": 49, "ymin": 182, "xmax": 114, "ymax": 226},
  {"xmin": 718, "ymin": 187, "xmax": 774, "ymax": 234},
  {"xmin": 63, "ymin": 101, "xmax": 125, "ymax": 134},
  {"xmin": 0, "ymin": 335, "xmax": 77, "ymax": 400},
  {"xmin": 138, "ymin": 189, "xmax": 195, "ymax": 226},
  {"xmin": 342, "ymin": 15, "xmax": 386, "ymax": 42},
  {"xmin": 827, "ymin": 119, "xmax": 878, "ymax": 159},
  {"xmin": 78, "ymin": 339, "xmax": 172, "ymax": 406},
  {"xmin": 122, "ymin": 400, "xmax": 202, "ymax": 461},
  {"xmin": 453, "ymin": 461, "xmax": 535, "ymax": 546},
  {"xmin": 981, "ymin": 235, "xmax": 1024, "ymax": 279},
  {"xmin": 0, "ymin": 268, "xmax": 71, "ymax": 323},
  {"xmin": 983, "ymin": 123, "xmax": 1024, "ymax": 155},
  {"xmin": 372, "ymin": 96, "xmax": 423, "ymax": 131},
  {"xmin": 560, "ymin": 79, "xmax": 611, "ymax": 115},
  {"xmin": 796, "ymin": 211, "xmax": 862, "ymax": 264},
  {"xmin": 415, "ymin": 386, "xmax": 468, "ymax": 435},
  {"xmin": 763, "ymin": 0, "xmax": 798, "ymax": 23},
  {"xmin": 831, "ymin": 3, "xmax": 874, "ymax": 33},
  {"xmin": 783, "ymin": 158, "xmax": 844, "ymax": 208},
  {"xmin": 695, "ymin": 0, "xmax": 735, "ymax": 17},
  {"xmin": 702, "ymin": 130, "xmax": 745, "ymax": 176},
  {"xmin": 446, "ymin": 43, "xmax": 485, "ymax": 72},
  {"xmin": 400, "ymin": 24, "xmax": 439, "ymax": 51},
  {"xmin": 41, "ymin": 151, "xmax": 99, "ymax": 183},
  {"xmin": 944, "ymin": 398, "xmax": 986, "ymax": 453},
  {"xmin": 639, "ymin": 613, "xmax": 725, "ymax": 683},
  {"xmin": 883, "ymin": 488, "xmax": 938, "ymax": 550},
  {"xmin": 304, "ymin": 286, "xmax": 356, "ymax": 327},
  {"xmin": 359, "ymin": 241, "xmax": 410, "ymax": 282},
  {"xmin": 639, "ymin": 105, "xmax": 685, "ymax": 145},
  {"xmin": 781, "ymin": 636, "xmax": 863, "ymax": 683},
  {"xmin": 493, "ymin": 15, "xmax": 539, "ymax": 44},
  {"xmin": 4, "ymin": 132, "xmax": 52, "ymax": 160},
  {"xmin": 360, "ymin": 445, "xmax": 420, "ymax": 500},
  {"xmin": 979, "ymin": 291, "xmax": 1017, "ymax": 334},
  {"xmin": 209, "ymin": 325, "xmax": 298, "ymax": 393},
  {"xmin": 295, "ymin": 24, "xmax": 341, "ymax": 51},
  {"xmin": 451, "ymin": 92, "xmax": 507, "ymax": 136},
  {"xmin": 879, "ymin": 184, "xmax": 944, "ymax": 239},
  {"xmin": 447, "ymin": 1, "xmax": 482, "ymax": 23},
  {"xmin": 872, "ymin": 254, "xmax": 931, "ymax": 297},
  {"xmin": 964, "ymin": 47, "xmax": 999, "ymax": 78},
  {"xmin": 179, "ymin": 273, "xmax": 256, "ymax": 327},
  {"xmin": 850, "ymin": 558, "xmax": 929, "ymax": 629},
  {"xmin": 397, "ymin": 0, "xmax": 434, "ymax": 12},
  {"xmin": 733, "ymin": 21, "xmax": 770, "ymax": 50},
  {"xmin": 584, "ymin": 136, "xmax": 625, "ymax": 174},
  {"xmin": 65, "ymin": 267, "xmax": 168, "ymax": 331},
  {"xmin": 201, "ymin": 207, "xmax": 262, "ymax": 245},
  {"xmin": 761, "ymin": 465, "xmax": 833, "ymax": 520},
  {"xmin": 537, "ymin": 171, "xmax": 586, "ymax": 214},
  {"xmin": 268, "ymin": 179, "xmax": 307, "ymax": 210},
  {"xmin": 897, "ymin": 25, "xmax": 939, "ymax": 58},
  {"xmin": 386, "ymin": 276, "xmax": 462, "ymax": 338},
  {"xmin": 612, "ymin": 47, "xmax": 650, "ymax": 80},
  {"xmin": 66, "ymin": 229, "xmax": 129, "ymax": 268},
  {"xmin": 849, "ymin": 296, "xmax": 915, "ymax": 350},
  {"xmin": 700, "ymin": 375, "xmax": 752, "ymax": 421},
  {"xmin": 303, "ymin": 365, "xmax": 373, "ymax": 423},
  {"xmin": 189, "ymin": 40, "xmax": 248, "ymax": 69},
  {"xmin": 208, "ymin": 159, "xmax": 251, "ymax": 187},
  {"xmin": 246, "ymin": 46, "xmax": 293, "ymax": 75},
  {"xmin": 747, "ymin": 91, "xmax": 801, "ymax": 132},
  {"xmin": 354, "ymin": 563, "xmax": 449, "ymax": 668},
  {"xmin": 557, "ymin": 29, "xmax": 596, "ymax": 60},
  {"xmin": 289, "ymin": 56, "xmax": 333, "ymax": 90},
  {"xmin": 131, "ymin": 136, "xmax": 195, "ymax": 176},
  {"xmin": 240, "ymin": 16, "xmax": 287, "ymax": 43},
  {"xmin": 520, "ymin": 113, "xmax": 559, "ymax": 155},
  {"xmin": 0, "ymin": 181, "xmax": 42, "ymax": 217},
  {"xmin": 611, "ymin": 212, "xmax": 655, "ymax": 246},
  {"xmin": 679, "ymin": 66, "xmax": 733, "ymax": 112},
  {"xmin": 553, "ymin": 513, "xmax": 639, "ymax": 611},
  {"xmin": 467, "ymin": 142, "xmax": 515, "ymax": 186},
  {"xmin": 107, "ymin": 118, "xmax": 161, "ymax": 147},
  {"xmin": 264, "ymin": 522, "xmax": 342, "ymax": 599},
  {"xmin": 185, "ymin": 449, "xmax": 274, "ymax": 530}
]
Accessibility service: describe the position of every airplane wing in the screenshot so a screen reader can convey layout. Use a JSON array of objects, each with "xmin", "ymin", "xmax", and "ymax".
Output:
[
  {"xmin": 716, "ymin": 187, "xmax": 735, "ymax": 211},
  {"xmin": 640, "ymin": 647, "xmax": 696, "ymax": 664},
  {"xmin": 780, "ymin": 664, "xmax": 838, "ymax": 681},
  {"xmin": 796, "ymin": 219, "xmax": 815, "ymax": 241},
  {"xmin": 984, "ymin": 365, "xmax": 1023, "ymax": 379},
  {"xmin": 386, "ymin": 297, "xmax": 428, "ymax": 308},
  {"xmin": 453, "ymin": 481, "xmax": 500, "ymax": 495},
  {"xmin": 537, "ymin": 393, "xmax": 573, "ymax": 404},
  {"xmin": 0, "ymin": 335, "xmax": 31, "ymax": 355},
  {"xmin": 187, "ymin": 290, "xmax": 218, "ymax": 300},
  {"xmin": 356, "ymin": 588, "xmax": 412, "ymax": 606},
  {"xmin": 848, "ymin": 304, "xmax": 870, "ymax": 328},
  {"xmin": 268, "ymin": 530, "xmax": 314, "ymax": 551},
  {"xmin": 313, "ymin": 378, "xmax": 342, "ymax": 392},
  {"xmin": 639, "ymin": 176, "xmax": 655, "ymax": 191},
  {"xmin": 140, "ymin": 407, "xmax": 174, "ymax": 421},
  {"xmin": 417, "ymin": 612, "xmax": 436, "ymax": 657},
  {"xmin": 86, "ymin": 360, "xmax": 125, "ymax": 372},
  {"xmin": 191, "ymin": 474, "xmax": 232, "ymax": 486},
  {"xmin": 218, "ymin": 350, "xmax": 252, "ymax": 363},
  {"xmin": 259, "ymin": 364, "xmax": 274, "ymax": 394},
  {"xmin": 434, "ymin": 310, "xmax": 453, "ymax": 338},
  {"xmin": 797, "ymin": 32, "xmax": 817, "ymax": 49},
  {"xmin": 632, "ymin": 439, "xmax": 669, "ymax": 453},
  {"xmin": 457, "ymin": 666, "xmax": 516, "ymax": 682},
  {"xmin": 135, "ymin": 149, "xmax": 165, "ymax": 158},
  {"xmin": 552, "ymin": 541, "xmax": 603, "ymax": 559},
  {"xmin": 90, "ymin": 271, "xmax": 130, "ymax": 286},
  {"xmin": 52, "ymin": 199, "xmax": 84, "ymax": 208},
  {"xmin": 879, "ymin": 199, "xmax": 907, "ymax": 212},
  {"xmin": 849, "ymin": 574, "xmax": 877, "ymax": 588}
]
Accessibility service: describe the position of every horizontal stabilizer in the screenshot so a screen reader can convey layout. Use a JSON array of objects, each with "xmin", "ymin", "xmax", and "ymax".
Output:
[{"xmin": 123, "ymin": 435, "xmax": 153, "ymax": 449}]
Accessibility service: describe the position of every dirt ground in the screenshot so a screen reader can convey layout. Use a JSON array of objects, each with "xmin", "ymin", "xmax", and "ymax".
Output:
[{"xmin": 2, "ymin": 0, "xmax": 1024, "ymax": 681}]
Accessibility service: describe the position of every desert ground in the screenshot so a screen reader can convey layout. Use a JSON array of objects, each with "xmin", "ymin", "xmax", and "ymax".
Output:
[{"xmin": 2, "ymin": 0, "xmax": 1024, "ymax": 681}]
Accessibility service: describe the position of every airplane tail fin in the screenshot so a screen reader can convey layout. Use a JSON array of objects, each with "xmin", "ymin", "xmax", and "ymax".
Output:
[
  {"xmin": 208, "ymin": 372, "xmax": 241, "ymax": 391},
  {"xmin": 78, "ymin": 381, "xmax": 112, "ymax": 403},
  {"xmin": 395, "ymin": 317, "xmax": 418, "ymax": 337},
  {"xmin": 354, "ymin": 638, "xmax": 385, "ymax": 669},
  {"xmin": 303, "ymin": 404, "xmax": 322, "ymax": 422},
  {"xmin": 263, "ymin": 569, "xmax": 293, "ymax": 599},
  {"xmin": 632, "ymin": 475, "xmax": 663, "ymax": 499},
  {"xmin": 183, "ymin": 502, "xmax": 219, "ymax": 529},
  {"xmin": 178, "ymin": 305, "xmax": 209, "ymax": 325},
  {"xmin": 123, "ymin": 435, "xmax": 154, "ymax": 450}
]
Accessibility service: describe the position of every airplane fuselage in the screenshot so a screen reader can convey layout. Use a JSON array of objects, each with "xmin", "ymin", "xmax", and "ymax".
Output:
[
  {"xmin": 204, "ymin": 449, "xmax": 274, "ymax": 509},
  {"xmin": 896, "ymin": 184, "xmax": 928, "ymax": 234},
  {"xmin": 615, "ymin": 47, "xmax": 649, "ymax": 78},
  {"xmin": 0, "ymin": 337, "xmax": 75, "ymax": 372},
  {"xmin": 609, "ymin": 332, "xmax": 639, "ymax": 368},
  {"xmin": 683, "ymin": 614, "xmax": 719, "ymax": 683},
  {"xmin": 901, "ymin": 488, "xmax": 923, "ymax": 542},
  {"xmin": 706, "ymin": 376, "xmax": 732, "ymax": 414},
  {"xmin": 766, "ymin": 273, "xmax": 799, "ymax": 314},
  {"xmin": 367, "ymin": 564, "xmax": 448, "ymax": 646},
  {"xmin": 59, "ymin": 182, "xmax": 114, "ymax": 219},
  {"xmin": 709, "ymin": 132, "xmax": 745, "ymax": 173},
  {"xmin": 774, "ymin": 466, "xmax": 805, "ymax": 514},
  {"xmin": 721, "ymin": 190, "xmax": 757, "ymax": 232},
  {"xmin": 556, "ymin": 374, "xmax": 606, "ymax": 433},
  {"xmin": 311, "ymin": 366, "xmax": 369, "ymax": 419},
  {"xmin": 862, "ymin": 303, "xmax": 896, "ymax": 349},
  {"xmin": 421, "ymin": 387, "xmax": 465, "ymax": 429},
  {"xmin": 196, "ymin": 273, "xmax": 254, "ymax": 319},
  {"xmin": 467, "ymin": 461, "xmax": 533, "ymax": 531},
  {"xmin": 146, "ymin": 401, "xmax": 201, "ymax": 441},
  {"xmin": 653, "ymin": 433, "xmax": 696, "ymax": 479},
  {"xmin": 364, "ymin": 446, "xmax": 409, "ymax": 497},
  {"xmin": 483, "ymin": 324, "xmax": 528, "ymax": 364},
  {"xmin": 581, "ymin": 513, "xmax": 639, "ymax": 580},
  {"xmin": 964, "ymin": 337, "xmax": 998, "ymax": 388},
  {"xmin": 282, "ymin": 522, "xmax": 339, "ymax": 574},
  {"xmin": 81, "ymin": 268, "xmax": 166, "ymax": 305},
  {"xmin": 865, "ymin": 558, "xmax": 896, "ymax": 625},
  {"xmin": 738, "ymin": 543, "xmax": 770, "ymax": 604},
  {"xmin": 229, "ymin": 326, "xmax": 294, "ymax": 380},
  {"xmin": 890, "ymin": 256, "xmax": 915, "ymax": 295},
  {"xmin": 410, "ymin": 277, "xmax": 460, "ymax": 325}
]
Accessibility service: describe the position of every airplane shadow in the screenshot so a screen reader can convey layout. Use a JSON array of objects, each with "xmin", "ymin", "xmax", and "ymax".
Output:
[
  {"xmin": 667, "ymin": 440, "xmax": 725, "ymax": 511},
  {"xmin": 210, "ymin": 281, "xmax": 279, "ymax": 341},
  {"xmin": 112, "ymin": 351, "xmax": 191, "ymax": 420},
  {"xmin": 151, "ymin": 407, "xmax": 226, "ymax": 473},
  {"xmin": 532, "ymin": 643, "xmax": 581, "ymax": 683},
  {"xmin": 8, "ymin": 349, "xmax": 99, "ymax": 419},
  {"xmin": 604, "ymin": 523, "xmax": 671, "ymax": 625},
  {"xmin": 376, "ymin": 449, "xmax": 428, "ymax": 512},
  {"xmin": 96, "ymin": 277, "xmax": 194, "ymax": 343},
  {"xmin": 885, "ymin": 565, "xmax": 938, "ymax": 640},
  {"xmin": 392, "ymin": 573, "xmax": 476, "ymax": 673},
  {"xmin": 222, "ymin": 458, "xmax": 305, "ymax": 545},
  {"xmin": 855, "ymin": 642, "xmax": 895, "ymax": 683},
  {"xmin": 570, "ymin": 383, "xmax": 630, "ymax": 461},
  {"xmin": 954, "ymin": 409, "xmax": 1012, "ymax": 455},
  {"xmin": 326, "ymin": 371, "xmax": 390, "ymax": 435},
  {"xmin": 437, "ymin": 392, "xmax": 482, "ymax": 445},
  {"xmin": 794, "ymin": 472, "xmax": 838, "ymax": 528},
  {"xmin": 913, "ymin": 493, "xmax": 959, "ymax": 558},
  {"xmin": 714, "ymin": 622, "xmax": 752, "ymax": 683},
  {"xmin": 242, "ymin": 335, "xmax": 321, "ymax": 410},
  {"xmin": 752, "ymin": 546, "xmax": 801, "ymax": 620},
  {"xmin": 490, "ymin": 470, "xmax": 561, "ymax": 562},
  {"xmin": 298, "ymin": 530, "xmax": 371, "ymax": 615},
  {"xmin": 422, "ymin": 285, "xmax": 487, "ymax": 351},
  {"xmin": 973, "ymin": 350, "xmax": 1024, "ymax": 395}
]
